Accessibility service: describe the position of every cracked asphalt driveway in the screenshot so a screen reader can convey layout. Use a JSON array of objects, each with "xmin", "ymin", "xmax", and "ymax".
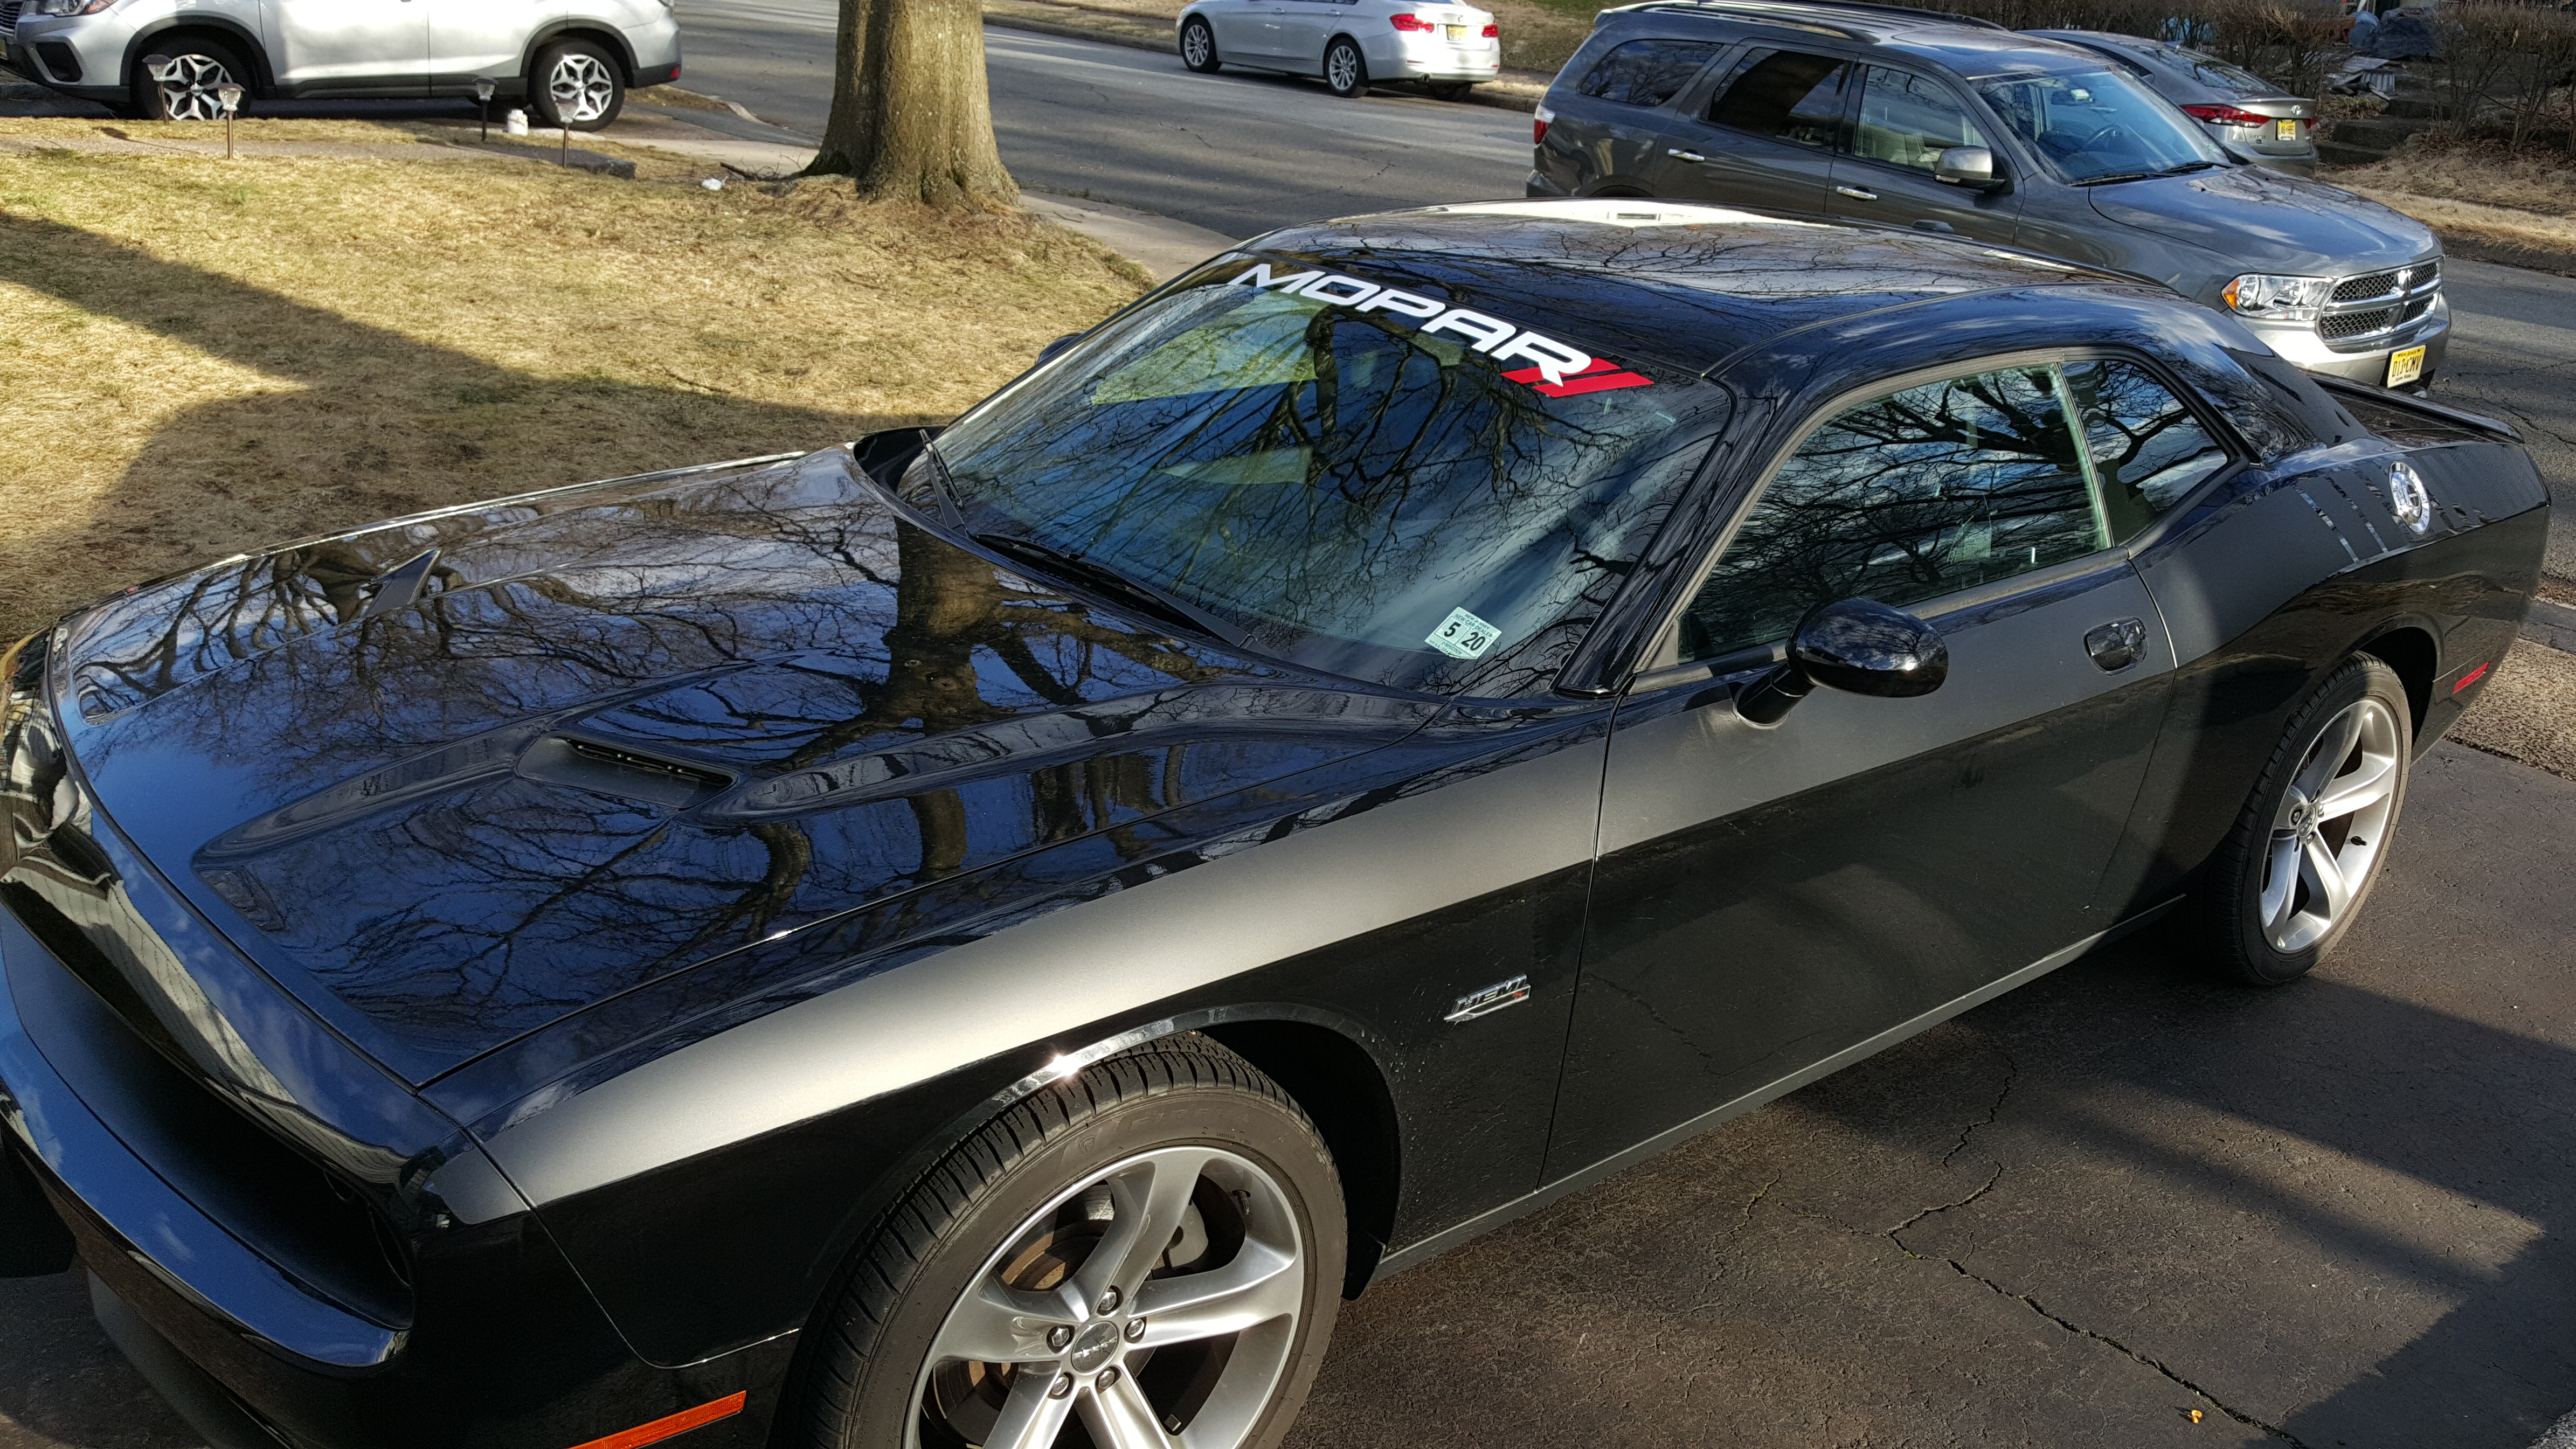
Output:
[{"xmin": 1284, "ymin": 742, "xmax": 2576, "ymax": 1449}]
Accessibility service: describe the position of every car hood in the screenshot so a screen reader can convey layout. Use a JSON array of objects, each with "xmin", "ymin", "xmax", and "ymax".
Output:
[
  {"xmin": 2087, "ymin": 165, "xmax": 2437, "ymax": 289},
  {"xmin": 54, "ymin": 450, "xmax": 1439, "ymax": 1084}
]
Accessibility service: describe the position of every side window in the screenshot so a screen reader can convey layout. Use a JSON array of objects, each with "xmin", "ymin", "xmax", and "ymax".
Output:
[
  {"xmin": 1679, "ymin": 365, "xmax": 2101, "ymax": 661},
  {"xmin": 2060, "ymin": 359, "xmax": 2230, "ymax": 541},
  {"xmin": 1574, "ymin": 38, "xmax": 1727, "ymax": 109},
  {"xmin": 1852, "ymin": 66, "xmax": 1989, "ymax": 174},
  {"xmin": 1707, "ymin": 50, "xmax": 1852, "ymax": 150}
]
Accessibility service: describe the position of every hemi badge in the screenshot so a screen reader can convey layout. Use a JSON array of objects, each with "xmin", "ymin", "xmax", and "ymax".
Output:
[{"xmin": 1444, "ymin": 975, "xmax": 1532, "ymax": 1024}]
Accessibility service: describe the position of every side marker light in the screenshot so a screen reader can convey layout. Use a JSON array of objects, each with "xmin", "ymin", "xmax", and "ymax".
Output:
[
  {"xmin": 568, "ymin": 1392, "xmax": 748, "ymax": 1449},
  {"xmin": 2453, "ymin": 662, "xmax": 2491, "ymax": 694}
]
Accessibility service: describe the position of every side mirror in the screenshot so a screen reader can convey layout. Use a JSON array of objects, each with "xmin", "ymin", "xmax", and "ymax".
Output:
[
  {"xmin": 1736, "ymin": 598, "xmax": 1949, "ymax": 726},
  {"xmin": 1035, "ymin": 331, "xmax": 1086, "ymax": 364},
  {"xmin": 1934, "ymin": 145, "xmax": 2005, "ymax": 190}
]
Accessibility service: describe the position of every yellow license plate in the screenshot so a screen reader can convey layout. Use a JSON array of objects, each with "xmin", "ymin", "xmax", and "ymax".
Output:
[
  {"xmin": 1445, "ymin": 23, "xmax": 1467, "ymax": 39},
  {"xmin": 2277, "ymin": 119, "xmax": 2298, "ymax": 140},
  {"xmin": 2387, "ymin": 344, "xmax": 2426, "ymax": 387}
]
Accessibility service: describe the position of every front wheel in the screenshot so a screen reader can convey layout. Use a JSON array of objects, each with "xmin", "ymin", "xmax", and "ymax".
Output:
[
  {"xmin": 135, "ymin": 37, "xmax": 252, "ymax": 122},
  {"xmin": 530, "ymin": 38, "xmax": 624, "ymax": 131},
  {"xmin": 806, "ymin": 1036, "xmax": 1345, "ymax": 1449},
  {"xmin": 2198, "ymin": 655, "xmax": 2412, "ymax": 985},
  {"xmin": 1179, "ymin": 16, "xmax": 1222, "ymax": 73},
  {"xmin": 1322, "ymin": 37, "xmax": 1367, "ymax": 99}
]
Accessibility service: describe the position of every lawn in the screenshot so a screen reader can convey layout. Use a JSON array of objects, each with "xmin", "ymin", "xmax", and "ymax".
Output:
[{"xmin": 0, "ymin": 140, "xmax": 1149, "ymax": 641}]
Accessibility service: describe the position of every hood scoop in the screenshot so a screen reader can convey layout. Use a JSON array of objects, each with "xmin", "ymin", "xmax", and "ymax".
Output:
[{"xmin": 517, "ymin": 737, "xmax": 735, "ymax": 809}]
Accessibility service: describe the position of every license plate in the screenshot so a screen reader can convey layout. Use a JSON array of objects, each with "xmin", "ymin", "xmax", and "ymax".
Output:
[
  {"xmin": 2276, "ymin": 119, "xmax": 2298, "ymax": 140},
  {"xmin": 1445, "ymin": 23, "xmax": 1467, "ymax": 39},
  {"xmin": 2386, "ymin": 344, "xmax": 2426, "ymax": 387}
]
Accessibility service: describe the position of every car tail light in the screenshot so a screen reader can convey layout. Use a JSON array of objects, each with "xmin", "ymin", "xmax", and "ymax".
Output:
[
  {"xmin": 2182, "ymin": 103, "xmax": 2277, "ymax": 128},
  {"xmin": 1482, "ymin": 21, "xmax": 1498, "ymax": 34},
  {"xmin": 1390, "ymin": 12, "xmax": 1434, "ymax": 31},
  {"xmin": 1533, "ymin": 102, "xmax": 1553, "ymax": 144}
]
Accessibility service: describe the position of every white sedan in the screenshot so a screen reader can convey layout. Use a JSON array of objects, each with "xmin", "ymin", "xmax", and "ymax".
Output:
[{"xmin": 1176, "ymin": 0, "xmax": 1500, "ymax": 99}]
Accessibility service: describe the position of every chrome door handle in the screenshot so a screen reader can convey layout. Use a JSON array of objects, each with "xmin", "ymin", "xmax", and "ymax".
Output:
[
  {"xmin": 1834, "ymin": 184, "xmax": 1878, "ymax": 200},
  {"xmin": 1666, "ymin": 149, "xmax": 1704, "ymax": 163}
]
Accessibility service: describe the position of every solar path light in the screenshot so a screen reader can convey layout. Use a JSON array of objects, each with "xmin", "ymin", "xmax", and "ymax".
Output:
[
  {"xmin": 475, "ymin": 77, "xmax": 497, "ymax": 142},
  {"xmin": 216, "ymin": 81, "xmax": 244, "ymax": 158}
]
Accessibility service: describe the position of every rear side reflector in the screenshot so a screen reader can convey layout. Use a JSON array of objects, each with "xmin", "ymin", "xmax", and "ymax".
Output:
[
  {"xmin": 2453, "ymin": 662, "xmax": 2492, "ymax": 694},
  {"xmin": 569, "ymin": 1393, "xmax": 748, "ymax": 1449}
]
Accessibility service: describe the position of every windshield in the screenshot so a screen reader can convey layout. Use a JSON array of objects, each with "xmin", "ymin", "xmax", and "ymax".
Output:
[
  {"xmin": 1978, "ymin": 68, "xmax": 2229, "ymax": 183},
  {"xmin": 927, "ymin": 261, "xmax": 1724, "ymax": 689},
  {"xmin": 2156, "ymin": 44, "xmax": 2275, "ymax": 95}
]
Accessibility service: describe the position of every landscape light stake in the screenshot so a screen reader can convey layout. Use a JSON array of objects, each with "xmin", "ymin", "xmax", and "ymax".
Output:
[
  {"xmin": 216, "ymin": 82, "xmax": 244, "ymax": 159},
  {"xmin": 475, "ymin": 76, "xmax": 496, "ymax": 142},
  {"xmin": 560, "ymin": 117, "xmax": 570, "ymax": 169}
]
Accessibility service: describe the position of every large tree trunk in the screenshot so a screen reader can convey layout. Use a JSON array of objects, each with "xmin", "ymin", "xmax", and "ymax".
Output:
[{"xmin": 807, "ymin": 0, "xmax": 1021, "ymax": 208}]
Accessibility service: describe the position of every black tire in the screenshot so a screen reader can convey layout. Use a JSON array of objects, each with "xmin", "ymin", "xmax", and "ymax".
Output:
[
  {"xmin": 1179, "ymin": 16, "xmax": 1223, "ymax": 73},
  {"xmin": 1322, "ymin": 37, "xmax": 1367, "ymax": 99},
  {"xmin": 529, "ymin": 38, "xmax": 624, "ymax": 132},
  {"xmin": 806, "ymin": 1035, "xmax": 1345, "ymax": 1449},
  {"xmin": 2198, "ymin": 654, "xmax": 2413, "ymax": 986},
  {"xmin": 1424, "ymin": 79, "xmax": 1473, "ymax": 101},
  {"xmin": 134, "ymin": 36, "xmax": 253, "ymax": 122}
]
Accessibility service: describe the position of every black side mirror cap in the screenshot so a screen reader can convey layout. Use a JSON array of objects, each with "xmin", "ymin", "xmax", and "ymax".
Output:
[
  {"xmin": 1736, "ymin": 598, "xmax": 1949, "ymax": 725},
  {"xmin": 1036, "ymin": 331, "xmax": 1087, "ymax": 364}
]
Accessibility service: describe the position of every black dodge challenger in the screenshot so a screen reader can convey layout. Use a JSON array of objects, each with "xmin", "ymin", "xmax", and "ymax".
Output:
[{"xmin": 0, "ymin": 199, "xmax": 2549, "ymax": 1449}]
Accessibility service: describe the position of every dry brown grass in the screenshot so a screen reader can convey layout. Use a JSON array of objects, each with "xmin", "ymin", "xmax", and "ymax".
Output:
[
  {"xmin": 2453, "ymin": 639, "xmax": 2576, "ymax": 782},
  {"xmin": 0, "ymin": 116, "xmax": 428, "ymax": 143},
  {"xmin": 2333, "ymin": 138, "xmax": 2576, "ymax": 217},
  {"xmin": 0, "ymin": 149, "xmax": 1148, "ymax": 640}
]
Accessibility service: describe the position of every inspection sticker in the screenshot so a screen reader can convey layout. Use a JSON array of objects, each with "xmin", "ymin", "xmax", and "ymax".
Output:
[{"xmin": 1426, "ymin": 606, "xmax": 1502, "ymax": 660}]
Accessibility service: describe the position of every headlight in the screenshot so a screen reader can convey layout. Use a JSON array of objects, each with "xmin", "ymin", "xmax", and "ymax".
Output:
[
  {"xmin": 25, "ymin": 0, "xmax": 119, "ymax": 15},
  {"xmin": 2222, "ymin": 273, "xmax": 2333, "ymax": 323}
]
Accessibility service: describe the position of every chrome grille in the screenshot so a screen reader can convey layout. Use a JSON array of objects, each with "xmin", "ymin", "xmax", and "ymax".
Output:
[
  {"xmin": 0, "ymin": 0, "xmax": 22, "ymax": 32},
  {"xmin": 2317, "ymin": 260, "xmax": 2442, "ymax": 350}
]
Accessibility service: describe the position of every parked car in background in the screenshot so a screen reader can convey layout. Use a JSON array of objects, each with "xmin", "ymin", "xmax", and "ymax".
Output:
[
  {"xmin": 1, "ymin": 199, "xmax": 2546, "ymax": 1449},
  {"xmin": 1178, "ymin": 0, "xmax": 1500, "ymax": 99},
  {"xmin": 1530, "ymin": 0, "xmax": 2445, "ymax": 390},
  {"xmin": 2024, "ymin": 29, "xmax": 2318, "ymax": 176},
  {"xmin": 0, "ymin": 0, "xmax": 677, "ymax": 129}
]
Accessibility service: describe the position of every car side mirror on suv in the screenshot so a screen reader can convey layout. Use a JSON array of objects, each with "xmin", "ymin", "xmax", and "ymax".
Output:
[{"xmin": 1934, "ymin": 145, "xmax": 2006, "ymax": 191}]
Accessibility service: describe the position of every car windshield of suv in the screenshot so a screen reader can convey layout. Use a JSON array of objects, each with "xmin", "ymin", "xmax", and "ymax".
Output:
[
  {"xmin": 1978, "ymin": 68, "xmax": 2228, "ymax": 183},
  {"xmin": 926, "ymin": 265, "xmax": 1724, "ymax": 688}
]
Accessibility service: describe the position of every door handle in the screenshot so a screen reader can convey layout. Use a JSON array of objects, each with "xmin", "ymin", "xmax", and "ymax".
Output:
[
  {"xmin": 1834, "ymin": 184, "xmax": 1878, "ymax": 200},
  {"xmin": 2085, "ymin": 618, "xmax": 2146, "ymax": 672},
  {"xmin": 1666, "ymin": 148, "xmax": 1704, "ymax": 163}
]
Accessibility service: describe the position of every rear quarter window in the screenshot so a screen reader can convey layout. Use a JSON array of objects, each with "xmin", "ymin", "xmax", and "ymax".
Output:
[{"xmin": 1576, "ymin": 38, "xmax": 1727, "ymax": 107}]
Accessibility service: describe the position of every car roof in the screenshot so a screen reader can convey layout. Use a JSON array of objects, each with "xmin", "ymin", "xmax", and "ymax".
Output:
[
  {"xmin": 1239, "ymin": 199, "xmax": 2156, "ymax": 376},
  {"xmin": 1592, "ymin": 1, "xmax": 2116, "ymax": 79}
]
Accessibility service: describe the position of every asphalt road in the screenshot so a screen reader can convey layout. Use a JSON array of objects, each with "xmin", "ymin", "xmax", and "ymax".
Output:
[
  {"xmin": 8, "ymin": 739, "xmax": 2571, "ymax": 1449},
  {"xmin": 674, "ymin": 6, "xmax": 2576, "ymax": 581}
]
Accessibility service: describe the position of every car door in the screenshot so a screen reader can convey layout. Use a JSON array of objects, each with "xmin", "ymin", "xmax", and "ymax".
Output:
[
  {"xmin": 1558, "ymin": 36, "xmax": 1733, "ymax": 194},
  {"xmin": 1269, "ymin": 0, "xmax": 1355, "ymax": 71},
  {"xmin": 1828, "ymin": 65, "xmax": 2022, "ymax": 241},
  {"xmin": 1545, "ymin": 353, "xmax": 2231, "ymax": 1175},
  {"xmin": 1642, "ymin": 45, "xmax": 1852, "ymax": 214},
  {"xmin": 426, "ymin": 0, "xmax": 542, "ymax": 92},
  {"xmin": 1197, "ymin": 0, "xmax": 1278, "ymax": 60},
  {"xmin": 261, "ymin": 0, "xmax": 426, "ymax": 92}
]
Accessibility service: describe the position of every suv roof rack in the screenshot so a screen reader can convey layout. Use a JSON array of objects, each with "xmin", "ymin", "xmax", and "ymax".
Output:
[{"xmin": 1607, "ymin": 0, "xmax": 2011, "ymax": 34}]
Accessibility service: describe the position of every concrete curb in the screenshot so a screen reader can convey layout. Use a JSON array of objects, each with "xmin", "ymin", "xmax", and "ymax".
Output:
[
  {"xmin": 2522, "ymin": 597, "xmax": 2576, "ymax": 655},
  {"xmin": 2531, "ymin": 1406, "xmax": 2576, "ymax": 1449}
]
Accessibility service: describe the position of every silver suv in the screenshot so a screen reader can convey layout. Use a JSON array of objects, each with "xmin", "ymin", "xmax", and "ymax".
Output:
[{"xmin": 1, "ymin": 0, "xmax": 679, "ymax": 129}]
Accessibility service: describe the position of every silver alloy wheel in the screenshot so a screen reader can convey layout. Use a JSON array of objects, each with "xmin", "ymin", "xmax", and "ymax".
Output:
[
  {"xmin": 152, "ymin": 53, "xmax": 237, "ymax": 122},
  {"xmin": 1326, "ymin": 43, "xmax": 1361, "ymax": 94},
  {"xmin": 2259, "ymin": 697, "xmax": 2400, "ymax": 953},
  {"xmin": 546, "ymin": 52, "xmax": 617, "ymax": 123},
  {"xmin": 908, "ymin": 1145, "xmax": 1306, "ymax": 1449},
  {"xmin": 1181, "ymin": 21, "xmax": 1212, "ymax": 67}
]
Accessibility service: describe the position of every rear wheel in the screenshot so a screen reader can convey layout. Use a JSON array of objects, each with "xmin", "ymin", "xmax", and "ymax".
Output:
[
  {"xmin": 530, "ymin": 38, "xmax": 624, "ymax": 131},
  {"xmin": 1322, "ymin": 37, "xmax": 1367, "ymax": 99},
  {"xmin": 807, "ymin": 1036, "xmax": 1344, "ymax": 1449},
  {"xmin": 2198, "ymin": 655, "xmax": 2412, "ymax": 986},
  {"xmin": 135, "ymin": 36, "xmax": 252, "ymax": 122},
  {"xmin": 1180, "ymin": 17, "xmax": 1222, "ymax": 73}
]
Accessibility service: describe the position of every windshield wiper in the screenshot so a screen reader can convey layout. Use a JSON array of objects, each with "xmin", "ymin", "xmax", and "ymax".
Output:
[
  {"xmin": 2075, "ymin": 169, "xmax": 2160, "ymax": 186},
  {"xmin": 2156, "ymin": 160, "xmax": 2224, "ymax": 176},
  {"xmin": 968, "ymin": 532, "xmax": 1243, "ymax": 646}
]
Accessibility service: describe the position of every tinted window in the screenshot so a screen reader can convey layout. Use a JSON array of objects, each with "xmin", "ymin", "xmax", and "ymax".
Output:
[
  {"xmin": 1576, "ymin": 38, "xmax": 1726, "ymax": 108},
  {"xmin": 2061, "ymin": 359, "xmax": 2229, "ymax": 541},
  {"xmin": 1708, "ymin": 50, "xmax": 1851, "ymax": 149},
  {"xmin": 1680, "ymin": 365, "xmax": 2102, "ymax": 661},
  {"xmin": 1853, "ymin": 66, "xmax": 1988, "ymax": 174},
  {"xmin": 932, "ymin": 266, "xmax": 1724, "ymax": 688}
]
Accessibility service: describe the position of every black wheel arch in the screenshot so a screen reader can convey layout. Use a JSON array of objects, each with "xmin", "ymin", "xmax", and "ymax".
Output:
[
  {"xmin": 121, "ymin": 18, "xmax": 274, "ymax": 95},
  {"xmin": 2354, "ymin": 620, "xmax": 2440, "ymax": 741}
]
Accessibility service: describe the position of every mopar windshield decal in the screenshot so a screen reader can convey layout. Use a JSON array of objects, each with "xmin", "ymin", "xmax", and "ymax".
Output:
[{"xmin": 1230, "ymin": 263, "xmax": 1635, "ymax": 389}]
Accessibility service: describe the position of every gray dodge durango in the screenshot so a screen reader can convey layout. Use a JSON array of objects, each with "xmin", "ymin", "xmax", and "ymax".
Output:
[{"xmin": 1529, "ymin": 0, "xmax": 2447, "ymax": 390}]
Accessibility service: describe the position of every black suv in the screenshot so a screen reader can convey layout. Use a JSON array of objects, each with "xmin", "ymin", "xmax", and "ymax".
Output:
[{"xmin": 1529, "ymin": 0, "xmax": 2447, "ymax": 389}]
